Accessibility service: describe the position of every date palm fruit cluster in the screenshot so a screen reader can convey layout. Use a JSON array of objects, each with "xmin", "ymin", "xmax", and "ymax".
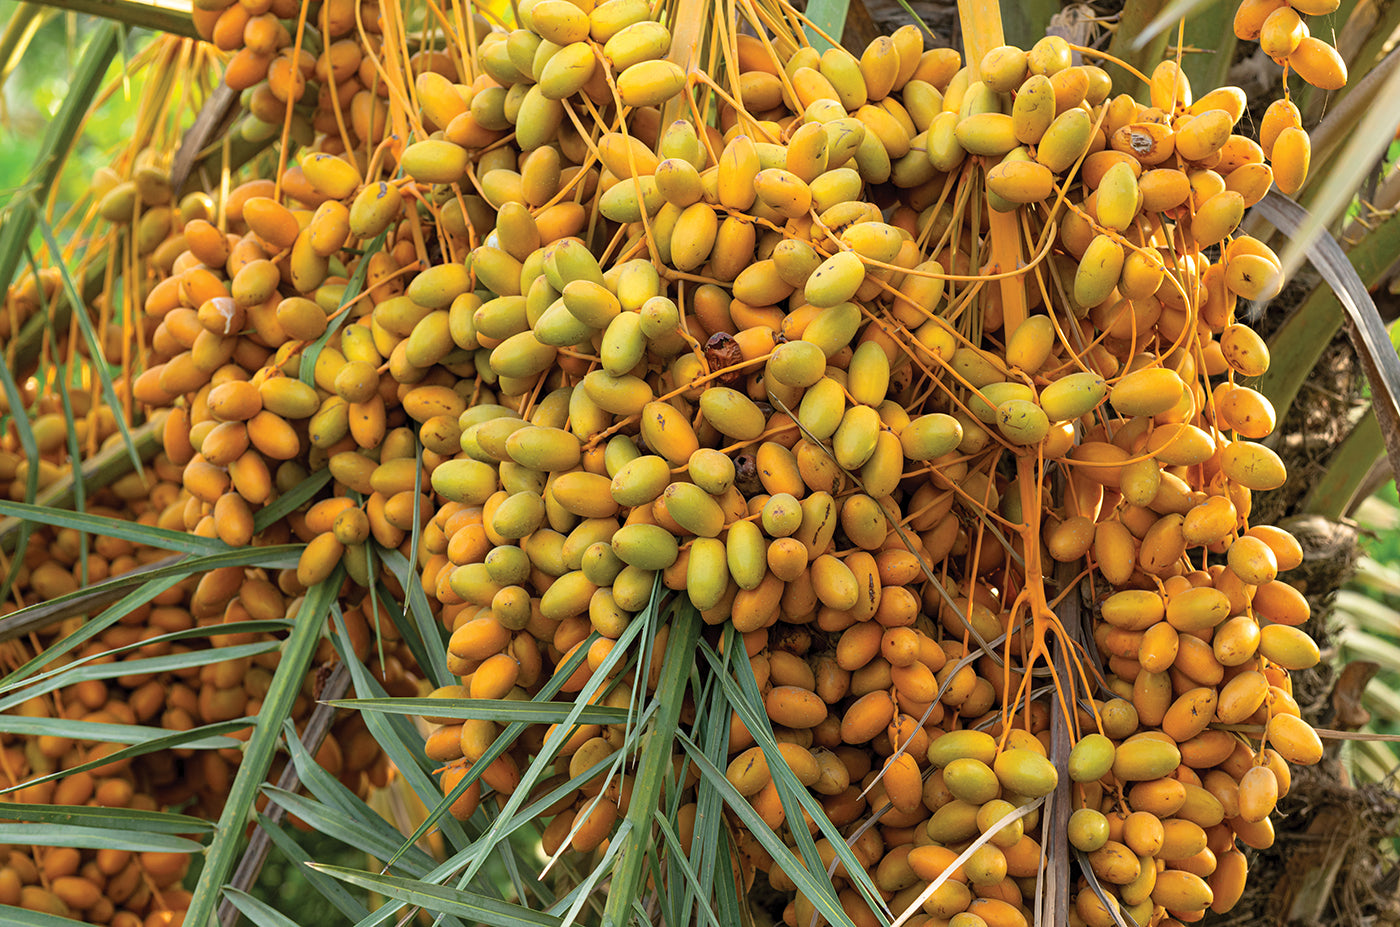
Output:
[
  {"xmin": 0, "ymin": 0, "xmax": 1344, "ymax": 917},
  {"xmin": 0, "ymin": 495, "xmax": 197, "ymax": 926},
  {"xmin": 260, "ymin": 0, "xmax": 1353, "ymax": 923},
  {"xmin": 0, "ymin": 409, "xmax": 406, "ymax": 926},
  {"xmin": 1234, "ymin": 0, "xmax": 1348, "ymax": 92}
]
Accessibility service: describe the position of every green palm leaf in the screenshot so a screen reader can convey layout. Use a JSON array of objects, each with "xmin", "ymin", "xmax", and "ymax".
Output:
[
  {"xmin": 0, "ymin": 907, "xmax": 90, "ymax": 927},
  {"xmin": 0, "ymin": 500, "xmax": 228, "ymax": 554},
  {"xmin": 0, "ymin": 803, "xmax": 214, "ymax": 833},
  {"xmin": 311, "ymin": 866, "xmax": 563, "ymax": 927},
  {"xmin": 0, "ymin": 823, "xmax": 203, "ymax": 852},
  {"xmin": 255, "ymin": 812, "xmax": 373, "ymax": 922},
  {"xmin": 182, "ymin": 567, "xmax": 346, "ymax": 927},
  {"xmin": 223, "ymin": 888, "xmax": 302, "ymax": 927},
  {"xmin": 330, "ymin": 697, "xmax": 630, "ymax": 726},
  {"xmin": 0, "ymin": 719, "xmax": 251, "ymax": 795},
  {"xmin": 602, "ymin": 603, "xmax": 700, "ymax": 927}
]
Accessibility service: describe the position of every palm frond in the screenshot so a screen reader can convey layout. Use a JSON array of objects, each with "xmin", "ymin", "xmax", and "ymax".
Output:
[
  {"xmin": 603, "ymin": 604, "xmax": 701, "ymax": 927},
  {"xmin": 182, "ymin": 568, "xmax": 346, "ymax": 927},
  {"xmin": 21, "ymin": 0, "xmax": 198, "ymax": 36}
]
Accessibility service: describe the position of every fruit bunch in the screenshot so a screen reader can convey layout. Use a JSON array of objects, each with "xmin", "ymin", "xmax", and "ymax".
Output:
[
  {"xmin": 0, "ymin": 447, "xmax": 199, "ymax": 927},
  {"xmin": 323, "ymin": 0, "xmax": 1336, "ymax": 922},
  {"xmin": 0, "ymin": 838, "xmax": 189, "ymax": 927},
  {"xmin": 0, "ymin": 0, "xmax": 1345, "ymax": 918},
  {"xmin": 1235, "ymin": 0, "xmax": 1348, "ymax": 91},
  {"xmin": 0, "ymin": 410, "xmax": 406, "ymax": 926}
]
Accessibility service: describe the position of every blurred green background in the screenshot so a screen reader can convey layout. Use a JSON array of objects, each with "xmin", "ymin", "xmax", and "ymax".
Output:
[{"xmin": 0, "ymin": 4, "xmax": 147, "ymax": 213}]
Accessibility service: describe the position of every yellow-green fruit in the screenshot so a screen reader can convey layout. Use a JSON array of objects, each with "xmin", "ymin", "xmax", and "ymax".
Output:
[
  {"xmin": 405, "ymin": 311, "xmax": 455, "ymax": 367},
  {"xmin": 597, "ymin": 131, "xmax": 661, "ymax": 178},
  {"xmin": 943, "ymin": 757, "xmax": 1001, "ymax": 804},
  {"xmin": 986, "ymin": 159, "xmax": 1055, "ymax": 204},
  {"xmin": 726, "ymin": 519, "xmax": 767, "ymax": 589},
  {"xmin": 993, "ymin": 748, "xmax": 1058, "ymax": 797},
  {"xmin": 1039, "ymin": 372, "xmax": 1108, "ymax": 422},
  {"xmin": 688, "ymin": 448, "xmax": 735, "ymax": 495},
  {"xmin": 603, "ymin": 20, "xmax": 671, "ymax": 70},
  {"xmin": 861, "ymin": 431, "xmax": 904, "ymax": 499},
  {"xmin": 538, "ymin": 41, "xmax": 596, "ymax": 99},
  {"xmin": 302, "ymin": 152, "xmax": 361, "ymax": 199},
  {"xmin": 955, "ymin": 112, "xmax": 1017, "ymax": 156},
  {"xmin": 612, "ymin": 523, "xmax": 680, "ymax": 570},
  {"xmin": 551, "ymin": 472, "xmax": 619, "ymax": 518},
  {"xmin": 1068, "ymin": 733, "xmax": 1116, "ymax": 782},
  {"xmin": 1073, "ymin": 234, "xmax": 1125, "ymax": 308},
  {"xmin": 514, "ymin": 86, "xmax": 566, "ymax": 150},
  {"xmin": 1258, "ymin": 624, "xmax": 1320, "ymax": 669},
  {"xmin": 1112, "ymin": 738, "xmax": 1182, "ymax": 781},
  {"xmin": 928, "ymin": 729, "xmax": 998, "ymax": 767},
  {"xmin": 802, "ymin": 302, "xmax": 862, "ymax": 357},
  {"xmin": 754, "ymin": 168, "xmax": 812, "ymax": 218},
  {"xmin": 773, "ymin": 239, "xmax": 823, "ymax": 287},
  {"xmin": 1069, "ymin": 808, "xmax": 1110, "ymax": 852},
  {"xmin": 506, "ymin": 425, "xmax": 581, "ymax": 472},
  {"xmin": 582, "ymin": 371, "xmax": 654, "ymax": 415},
  {"xmin": 350, "ymin": 182, "xmax": 402, "ymax": 237},
  {"xmin": 561, "ymin": 279, "xmax": 621, "ymax": 328},
  {"xmin": 1005, "ymin": 315, "xmax": 1055, "ymax": 372},
  {"xmin": 805, "ymin": 250, "xmax": 865, "ymax": 308},
  {"xmin": 610, "ymin": 455, "xmax": 671, "ymax": 506},
  {"xmin": 546, "ymin": 237, "xmax": 605, "ymax": 289},
  {"xmin": 901, "ymin": 413, "xmax": 962, "ymax": 460},
  {"xmin": 601, "ymin": 312, "xmax": 646, "ymax": 376},
  {"xmin": 762, "ymin": 493, "xmax": 803, "ymax": 537},
  {"xmin": 400, "ymin": 140, "xmax": 469, "ymax": 184},
  {"xmin": 1110, "ymin": 367, "xmax": 1185, "ymax": 417},
  {"xmin": 718, "ymin": 135, "xmax": 760, "ymax": 211},
  {"xmin": 1036, "ymin": 107, "xmax": 1093, "ymax": 172},
  {"xmin": 767, "ymin": 340, "xmax": 828, "ymax": 389},
  {"xmin": 539, "ymin": 570, "xmax": 598, "ymax": 620},
  {"xmin": 599, "ymin": 176, "xmax": 664, "ymax": 222},
  {"xmin": 655, "ymin": 157, "xmax": 704, "ymax": 207},
  {"xmin": 841, "ymin": 221, "xmax": 904, "ymax": 262},
  {"xmin": 996, "ymin": 399, "xmax": 1049, "ymax": 445},
  {"xmin": 833, "ymin": 405, "xmax": 882, "ymax": 469},
  {"xmin": 687, "ymin": 537, "xmax": 730, "ymax": 610},
  {"xmin": 1192, "ymin": 190, "xmax": 1245, "ymax": 246},
  {"xmin": 532, "ymin": 0, "xmax": 589, "ymax": 43},
  {"xmin": 1012, "ymin": 74, "xmax": 1055, "ymax": 143},
  {"xmin": 810, "ymin": 167, "xmax": 862, "ymax": 212},
  {"xmin": 785, "ymin": 122, "xmax": 830, "ymax": 182},
  {"xmin": 798, "ymin": 377, "xmax": 846, "ymax": 440},
  {"xmin": 431, "ymin": 459, "xmax": 499, "ymax": 504},
  {"xmin": 616, "ymin": 260, "xmax": 661, "ymax": 311},
  {"xmin": 824, "ymin": 118, "xmax": 868, "ymax": 169},
  {"xmin": 847, "ymin": 341, "xmax": 891, "ymax": 405},
  {"xmin": 492, "ymin": 491, "xmax": 547, "ymax": 538},
  {"xmin": 662, "ymin": 482, "xmax": 726, "ymax": 537},
  {"xmin": 616, "ymin": 59, "xmax": 686, "ymax": 106},
  {"xmin": 670, "ymin": 203, "xmax": 718, "ymax": 272},
  {"xmin": 1096, "ymin": 161, "xmax": 1140, "ymax": 231},
  {"xmin": 699, "ymin": 387, "xmax": 767, "ymax": 441},
  {"xmin": 811, "ymin": 554, "xmax": 859, "ymax": 610},
  {"xmin": 926, "ymin": 111, "xmax": 965, "ymax": 171},
  {"xmin": 491, "ymin": 331, "xmax": 557, "ymax": 378},
  {"xmin": 534, "ymin": 299, "xmax": 592, "ymax": 346},
  {"xmin": 589, "ymin": 0, "xmax": 648, "ymax": 41},
  {"xmin": 976, "ymin": 799, "xmax": 1025, "ymax": 848}
]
